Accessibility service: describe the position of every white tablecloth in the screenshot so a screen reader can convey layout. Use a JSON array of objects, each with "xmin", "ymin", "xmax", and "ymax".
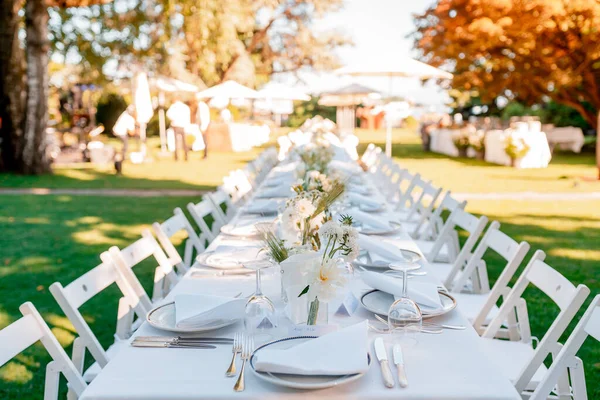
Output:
[
  {"xmin": 485, "ymin": 130, "xmax": 551, "ymax": 168},
  {"xmin": 80, "ymin": 158, "xmax": 520, "ymax": 400},
  {"xmin": 430, "ymin": 129, "xmax": 459, "ymax": 157}
]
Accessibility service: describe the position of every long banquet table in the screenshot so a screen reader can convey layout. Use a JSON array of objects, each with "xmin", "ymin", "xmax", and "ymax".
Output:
[{"xmin": 81, "ymin": 151, "xmax": 521, "ymax": 400}]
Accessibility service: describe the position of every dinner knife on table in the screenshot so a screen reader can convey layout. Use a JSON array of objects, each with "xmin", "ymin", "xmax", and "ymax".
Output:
[
  {"xmin": 373, "ymin": 338, "xmax": 394, "ymax": 388},
  {"xmin": 393, "ymin": 344, "xmax": 408, "ymax": 388}
]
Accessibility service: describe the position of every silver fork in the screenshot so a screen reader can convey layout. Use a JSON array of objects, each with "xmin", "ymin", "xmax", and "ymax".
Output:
[
  {"xmin": 226, "ymin": 332, "xmax": 243, "ymax": 377},
  {"xmin": 234, "ymin": 336, "xmax": 254, "ymax": 392}
]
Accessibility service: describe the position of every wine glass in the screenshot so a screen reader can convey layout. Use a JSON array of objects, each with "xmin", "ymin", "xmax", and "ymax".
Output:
[
  {"xmin": 243, "ymin": 259, "xmax": 278, "ymax": 340},
  {"xmin": 386, "ymin": 260, "xmax": 423, "ymax": 346}
]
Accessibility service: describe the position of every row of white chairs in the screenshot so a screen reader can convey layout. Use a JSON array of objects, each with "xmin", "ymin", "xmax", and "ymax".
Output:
[
  {"xmin": 361, "ymin": 143, "xmax": 599, "ymax": 400},
  {"xmin": 0, "ymin": 147, "xmax": 279, "ymax": 399}
]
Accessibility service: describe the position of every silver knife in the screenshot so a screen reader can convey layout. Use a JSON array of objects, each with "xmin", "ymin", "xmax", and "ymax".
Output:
[
  {"xmin": 393, "ymin": 344, "xmax": 408, "ymax": 388},
  {"xmin": 131, "ymin": 342, "xmax": 216, "ymax": 349},
  {"xmin": 134, "ymin": 336, "xmax": 233, "ymax": 343},
  {"xmin": 373, "ymin": 338, "xmax": 394, "ymax": 388}
]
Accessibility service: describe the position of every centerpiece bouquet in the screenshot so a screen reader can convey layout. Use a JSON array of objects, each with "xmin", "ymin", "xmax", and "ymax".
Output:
[{"xmin": 259, "ymin": 159, "xmax": 357, "ymax": 324}]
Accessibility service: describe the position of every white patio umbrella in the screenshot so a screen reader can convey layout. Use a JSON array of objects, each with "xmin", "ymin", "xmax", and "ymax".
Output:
[
  {"xmin": 196, "ymin": 80, "xmax": 259, "ymax": 100},
  {"xmin": 336, "ymin": 57, "xmax": 453, "ymax": 156},
  {"xmin": 133, "ymin": 72, "xmax": 154, "ymax": 158}
]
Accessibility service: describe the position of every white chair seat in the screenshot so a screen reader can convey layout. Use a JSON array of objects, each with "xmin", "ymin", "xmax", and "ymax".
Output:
[
  {"xmin": 83, "ymin": 339, "xmax": 128, "ymax": 382},
  {"xmin": 479, "ymin": 338, "xmax": 548, "ymax": 391},
  {"xmin": 415, "ymin": 240, "xmax": 450, "ymax": 262},
  {"xmin": 452, "ymin": 292, "xmax": 499, "ymax": 324}
]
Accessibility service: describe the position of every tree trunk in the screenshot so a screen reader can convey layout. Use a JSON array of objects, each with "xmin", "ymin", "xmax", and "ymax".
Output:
[
  {"xmin": 22, "ymin": 0, "xmax": 51, "ymax": 174},
  {"xmin": 597, "ymin": 111, "xmax": 600, "ymax": 180},
  {"xmin": 0, "ymin": 0, "xmax": 26, "ymax": 172}
]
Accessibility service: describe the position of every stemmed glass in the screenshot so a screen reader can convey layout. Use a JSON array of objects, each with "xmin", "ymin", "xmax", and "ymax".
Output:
[
  {"xmin": 386, "ymin": 258, "xmax": 423, "ymax": 346},
  {"xmin": 243, "ymin": 259, "xmax": 278, "ymax": 340}
]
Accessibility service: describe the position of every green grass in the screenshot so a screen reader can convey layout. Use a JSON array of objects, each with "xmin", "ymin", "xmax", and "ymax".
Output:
[
  {"xmin": 0, "ymin": 127, "xmax": 599, "ymax": 398},
  {"xmin": 355, "ymin": 128, "xmax": 599, "ymax": 193},
  {"xmin": 0, "ymin": 195, "xmax": 194, "ymax": 399}
]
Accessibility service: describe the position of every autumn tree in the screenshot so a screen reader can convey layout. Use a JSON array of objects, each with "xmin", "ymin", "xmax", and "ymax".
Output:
[{"xmin": 413, "ymin": 0, "xmax": 600, "ymax": 178}]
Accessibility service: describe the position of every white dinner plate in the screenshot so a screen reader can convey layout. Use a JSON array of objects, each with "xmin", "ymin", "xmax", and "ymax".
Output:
[
  {"xmin": 358, "ymin": 202, "xmax": 385, "ymax": 213},
  {"xmin": 220, "ymin": 223, "xmax": 261, "ymax": 238},
  {"xmin": 353, "ymin": 248, "xmax": 422, "ymax": 269},
  {"xmin": 146, "ymin": 302, "xmax": 240, "ymax": 333},
  {"xmin": 360, "ymin": 289, "xmax": 457, "ymax": 319},
  {"xmin": 195, "ymin": 251, "xmax": 257, "ymax": 270},
  {"xmin": 358, "ymin": 221, "xmax": 402, "ymax": 236},
  {"xmin": 250, "ymin": 336, "xmax": 371, "ymax": 390}
]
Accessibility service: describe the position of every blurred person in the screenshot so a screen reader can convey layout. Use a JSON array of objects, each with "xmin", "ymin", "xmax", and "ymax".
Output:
[
  {"xmin": 167, "ymin": 100, "xmax": 191, "ymax": 161},
  {"xmin": 113, "ymin": 105, "xmax": 136, "ymax": 162},
  {"xmin": 197, "ymin": 100, "xmax": 211, "ymax": 159}
]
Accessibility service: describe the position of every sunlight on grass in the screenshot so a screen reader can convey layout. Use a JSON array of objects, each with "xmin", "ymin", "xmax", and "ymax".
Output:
[
  {"xmin": 45, "ymin": 313, "xmax": 76, "ymax": 335},
  {"xmin": 549, "ymin": 248, "xmax": 600, "ymax": 261},
  {"xmin": 23, "ymin": 217, "xmax": 50, "ymax": 224},
  {"xmin": 59, "ymin": 169, "xmax": 97, "ymax": 181},
  {"xmin": 72, "ymin": 223, "xmax": 148, "ymax": 246},
  {"xmin": 0, "ymin": 362, "xmax": 33, "ymax": 384}
]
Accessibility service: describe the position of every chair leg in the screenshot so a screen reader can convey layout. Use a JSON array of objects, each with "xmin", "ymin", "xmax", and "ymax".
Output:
[
  {"xmin": 569, "ymin": 357, "xmax": 587, "ymax": 400},
  {"xmin": 183, "ymin": 239, "xmax": 193, "ymax": 270},
  {"xmin": 44, "ymin": 361, "xmax": 61, "ymax": 400},
  {"xmin": 115, "ymin": 296, "xmax": 134, "ymax": 340}
]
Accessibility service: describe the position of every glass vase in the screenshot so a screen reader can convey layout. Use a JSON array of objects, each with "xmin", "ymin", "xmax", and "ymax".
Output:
[{"xmin": 285, "ymin": 285, "xmax": 308, "ymax": 324}]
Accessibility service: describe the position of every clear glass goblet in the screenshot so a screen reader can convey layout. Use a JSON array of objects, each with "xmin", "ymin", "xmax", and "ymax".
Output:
[
  {"xmin": 243, "ymin": 259, "xmax": 278, "ymax": 340},
  {"xmin": 387, "ymin": 261, "xmax": 423, "ymax": 346}
]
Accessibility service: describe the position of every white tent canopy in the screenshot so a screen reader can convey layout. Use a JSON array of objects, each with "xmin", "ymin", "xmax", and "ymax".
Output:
[
  {"xmin": 335, "ymin": 57, "xmax": 453, "ymax": 80},
  {"xmin": 336, "ymin": 58, "xmax": 453, "ymax": 156}
]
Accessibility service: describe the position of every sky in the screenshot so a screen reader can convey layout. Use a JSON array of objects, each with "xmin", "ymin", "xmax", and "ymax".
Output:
[{"xmin": 297, "ymin": 0, "xmax": 449, "ymax": 109}]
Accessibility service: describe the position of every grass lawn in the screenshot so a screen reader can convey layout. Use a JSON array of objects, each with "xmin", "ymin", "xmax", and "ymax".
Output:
[{"xmin": 0, "ymin": 127, "xmax": 599, "ymax": 398}]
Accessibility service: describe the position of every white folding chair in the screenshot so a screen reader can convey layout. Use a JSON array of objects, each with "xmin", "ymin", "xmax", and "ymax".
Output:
[
  {"xmin": 187, "ymin": 197, "xmax": 224, "ymax": 241},
  {"xmin": 50, "ymin": 252, "xmax": 147, "ymax": 384},
  {"xmin": 410, "ymin": 190, "xmax": 467, "ymax": 242},
  {"xmin": 480, "ymin": 252, "xmax": 590, "ymax": 395},
  {"xmin": 0, "ymin": 302, "xmax": 87, "ymax": 399},
  {"xmin": 393, "ymin": 171, "xmax": 421, "ymax": 211},
  {"xmin": 424, "ymin": 208, "xmax": 488, "ymax": 284},
  {"xmin": 446, "ymin": 222, "xmax": 530, "ymax": 335},
  {"xmin": 108, "ymin": 230, "xmax": 178, "ymax": 303},
  {"xmin": 152, "ymin": 207, "xmax": 207, "ymax": 274},
  {"xmin": 530, "ymin": 294, "xmax": 600, "ymax": 400},
  {"xmin": 395, "ymin": 177, "xmax": 443, "ymax": 227},
  {"xmin": 207, "ymin": 189, "xmax": 237, "ymax": 224}
]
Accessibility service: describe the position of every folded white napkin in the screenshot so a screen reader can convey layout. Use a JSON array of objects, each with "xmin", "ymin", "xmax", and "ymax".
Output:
[
  {"xmin": 361, "ymin": 271, "xmax": 442, "ymax": 309},
  {"xmin": 347, "ymin": 183, "xmax": 371, "ymax": 196},
  {"xmin": 347, "ymin": 192, "xmax": 384, "ymax": 210},
  {"xmin": 346, "ymin": 209, "xmax": 391, "ymax": 231},
  {"xmin": 254, "ymin": 321, "xmax": 369, "ymax": 376},
  {"xmin": 255, "ymin": 185, "xmax": 293, "ymax": 199},
  {"xmin": 263, "ymin": 176, "xmax": 292, "ymax": 188},
  {"xmin": 205, "ymin": 246, "xmax": 262, "ymax": 268},
  {"xmin": 174, "ymin": 294, "xmax": 246, "ymax": 328},
  {"xmin": 329, "ymin": 160, "xmax": 363, "ymax": 176},
  {"xmin": 358, "ymin": 234, "xmax": 414, "ymax": 263},
  {"xmin": 244, "ymin": 199, "xmax": 281, "ymax": 214}
]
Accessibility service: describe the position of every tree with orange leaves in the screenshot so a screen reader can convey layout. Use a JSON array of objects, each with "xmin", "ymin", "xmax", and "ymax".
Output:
[{"xmin": 413, "ymin": 0, "xmax": 600, "ymax": 178}]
